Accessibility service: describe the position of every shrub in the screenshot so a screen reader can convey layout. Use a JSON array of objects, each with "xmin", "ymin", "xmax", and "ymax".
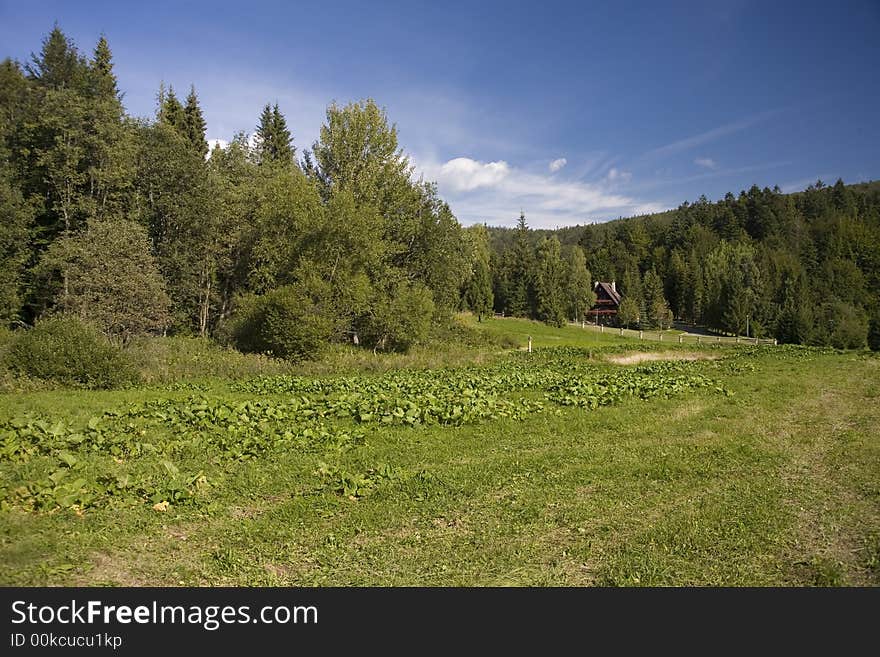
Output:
[
  {"xmin": 230, "ymin": 277, "xmax": 341, "ymax": 361},
  {"xmin": 360, "ymin": 282, "xmax": 435, "ymax": 352},
  {"xmin": 35, "ymin": 219, "xmax": 170, "ymax": 341},
  {"xmin": 5, "ymin": 316, "xmax": 139, "ymax": 388}
]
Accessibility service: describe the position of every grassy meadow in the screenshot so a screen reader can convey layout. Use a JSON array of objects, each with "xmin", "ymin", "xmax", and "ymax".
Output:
[{"xmin": 0, "ymin": 317, "xmax": 878, "ymax": 586}]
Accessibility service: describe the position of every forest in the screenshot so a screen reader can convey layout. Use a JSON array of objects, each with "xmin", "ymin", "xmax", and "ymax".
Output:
[
  {"xmin": 490, "ymin": 180, "xmax": 880, "ymax": 350},
  {"xmin": 1, "ymin": 26, "xmax": 878, "ymax": 380}
]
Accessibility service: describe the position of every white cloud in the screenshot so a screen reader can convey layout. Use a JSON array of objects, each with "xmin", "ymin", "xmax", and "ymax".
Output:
[
  {"xmin": 549, "ymin": 157, "xmax": 567, "ymax": 172},
  {"xmin": 436, "ymin": 157, "xmax": 511, "ymax": 192},
  {"xmin": 207, "ymin": 138, "xmax": 229, "ymax": 151},
  {"xmin": 694, "ymin": 157, "xmax": 717, "ymax": 169},
  {"xmin": 415, "ymin": 156, "xmax": 667, "ymax": 228},
  {"xmin": 603, "ymin": 167, "xmax": 632, "ymax": 184}
]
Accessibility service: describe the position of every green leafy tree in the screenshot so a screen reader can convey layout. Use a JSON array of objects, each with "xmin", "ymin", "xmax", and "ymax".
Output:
[
  {"xmin": 233, "ymin": 274, "xmax": 340, "ymax": 361},
  {"xmin": 463, "ymin": 224, "xmax": 493, "ymax": 321},
  {"xmin": 359, "ymin": 279, "xmax": 435, "ymax": 352},
  {"xmin": 312, "ymin": 99, "xmax": 411, "ymax": 214},
  {"xmin": 131, "ymin": 121, "xmax": 216, "ymax": 333},
  {"xmin": 617, "ymin": 297, "xmax": 640, "ymax": 329},
  {"xmin": 37, "ymin": 218, "xmax": 171, "ymax": 340}
]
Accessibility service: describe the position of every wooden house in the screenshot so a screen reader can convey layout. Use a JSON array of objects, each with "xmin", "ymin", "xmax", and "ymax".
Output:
[{"xmin": 590, "ymin": 280, "xmax": 621, "ymax": 324}]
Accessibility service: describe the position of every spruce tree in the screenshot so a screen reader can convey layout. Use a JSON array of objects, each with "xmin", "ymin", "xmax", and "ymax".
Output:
[
  {"xmin": 26, "ymin": 25, "xmax": 87, "ymax": 90},
  {"xmin": 159, "ymin": 86, "xmax": 185, "ymax": 130},
  {"xmin": 642, "ymin": 269, "xmax": 673, "ymax": 329},
  {"xmin": 255, "ymin": 102, "xmax": 293, "ymax": 165},
  {"xmin": 183, "ymin": 85, "xmax": 208, "ymax": 158},
  {"xmin": 565, "ymin": 246, "xmax": 594, "ymax": 322},
  {"xmin": 506, "ymin": 211, "xmax": 535, "ymax": 317},
  {"xmin": 535, "ymin": 236, "xmax": 566, "ymax": 327},
  {"xmin": 90, "ymin": 35, "xmax": 118, "ymax": 100}
]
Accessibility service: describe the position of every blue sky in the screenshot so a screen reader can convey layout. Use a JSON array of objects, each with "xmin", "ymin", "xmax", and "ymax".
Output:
[{"xmin": 2, "ymin": 0, "xmax": 878, "ymax": 228}]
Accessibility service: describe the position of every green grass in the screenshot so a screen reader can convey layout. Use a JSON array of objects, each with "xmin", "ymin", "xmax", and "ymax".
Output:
[
  {"xmin": 0, "ymin": 323, "xmax": 878, "ymax": 587},
  {"xmin": 476, "ymin": 316, "xmax": 634, "ymax": 348}
]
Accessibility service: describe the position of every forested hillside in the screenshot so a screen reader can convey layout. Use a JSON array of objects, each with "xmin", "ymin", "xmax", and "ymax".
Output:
[
  {"xmin": 488, "ymin": 182, "xmax": 880, "ymax": 349},
  {"xmin": 0, "ymin": 27, "xmax": 482, "ymax": 361},
  {"xmin": 2, "ymin": 27, "xmax": 877, "ymax": 366}
]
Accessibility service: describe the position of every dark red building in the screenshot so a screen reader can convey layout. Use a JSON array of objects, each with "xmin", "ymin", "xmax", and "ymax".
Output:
[{"xmin": 590, "ymin": 281, "xmax": 621, "ymax": 324}]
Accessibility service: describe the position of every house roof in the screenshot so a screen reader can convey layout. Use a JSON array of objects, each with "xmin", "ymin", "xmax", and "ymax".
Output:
[{"xmin": 595, "ymin": 281, "xmax": 622, "ymax": 305}]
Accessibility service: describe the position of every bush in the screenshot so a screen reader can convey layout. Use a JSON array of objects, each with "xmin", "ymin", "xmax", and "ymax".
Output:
[
  {"xmin": 229, "ymin": 278, "xmax": 341, "ymax": 361},
  {"xmin": 5, "ymin": 316, "xmax": 140, "ymax": 388},
  {"xmin": 360, "ymin": 282, "xmax": 435, "ymax": 352}
]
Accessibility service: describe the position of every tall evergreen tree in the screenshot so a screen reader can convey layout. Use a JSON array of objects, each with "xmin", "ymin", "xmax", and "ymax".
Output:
[
  {"xmin": 505, "ymin": 212, "xmax": 535, "ymax": 317},
  {"xmin": 534, "ymin": 236, "xmax": 566, "ymax": 327},
  {"xmin": 183, "ymin": 85, "xmax": 208, "ymax": 158},
  {"xmin": 642, "ymin": 269, "xmax": 673, "ymax": 329},
  {"xmin": 254, "ymin": 102, "xmax": 294, "ymax": 165},
  {"xmin": 26, "ymin": 25, "xmax": 87, "ymax": 90},
  {"xmin": 89, "ymin": 35, "xmax": 118, "ymax": 100},
  {"xmin": 564, "ymin": 245, "xmax": 595, "ymax": 322},
  {"xmin": 158, "ymin": 86, "xmax": 185, "ymax": 130}
]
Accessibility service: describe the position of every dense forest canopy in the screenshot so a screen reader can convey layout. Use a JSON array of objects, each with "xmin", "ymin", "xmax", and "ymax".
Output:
[
  {"xmin": 488, "ymin": 181, "xmax": 880, "ymax": 349},
  {"xmin": 1, "ymin": 27, "xmax": 878, "ymax": 357}
]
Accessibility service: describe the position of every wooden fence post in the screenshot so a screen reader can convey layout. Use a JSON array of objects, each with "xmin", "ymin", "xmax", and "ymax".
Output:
[
  {"xmin": 528, "ymin": 336, "xmax": 532, "ymax": 353},
  {"xmin": 697, "ymin": 336, "xmax": 700, "ymax": 344},
  {"xmin": 658, "ymin": 332, "xmax": 662, "ymax": 341},
  {"xmin": 754, "ymin": 337, "xmax": 758, "ymax": 345},
  {"xmin": 620, "ymin": 327, "xmax": 623, "ymax": 336},
  {"xmin": 679, "ymin": 335, "xmax": 682, "ymax": 344},
  {"xmin": 639, "ymin": 331, "xmax": 643, "ymax": 340}
]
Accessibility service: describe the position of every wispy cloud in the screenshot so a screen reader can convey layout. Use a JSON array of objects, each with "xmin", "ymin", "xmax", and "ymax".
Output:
[
  {"xmin": 694, "ymin": 157, "xmax": 717, "ymax": 169},
  {"xmin": 415, "ymin": 156, "xmax": 668, "ymax": 228},
  {"xmin": 549, "ymin": 157, "xmax": 567, "ymax": 172},
  {"xmin": 634, "ymin": 160, "xmax": 792, "ymax": 192},
  {"xmin": 603, "ymin": 167, "xmax": 632, "ymax": 185},
  {"xmin": 640, "ymin": 109, "xmax": 782, "ymax": 161}
]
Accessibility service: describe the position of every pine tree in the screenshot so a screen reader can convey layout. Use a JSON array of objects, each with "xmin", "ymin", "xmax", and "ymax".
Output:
[
  {"xmin": 26, "ymin": 25, "xmax": 87, "ymax": 90},
  {"xmin": 159, "ymin": 86, "xmax": 185, "ymax": 130},
  {"xmin": 254, "ymin": 103, "xmax": 293, "ymax": 165},
  {"xmin": 535, "ymin": 236, "xmax": 566, "ymax": 327},
  {"xmin": 506, "ymin": 212, "xmax": 535, "ymax": 317},
  {"xmin": 565, "ymin": 246, "xmax": 595, "ymax": 322},
  {"xmin": 183, "ymin": 85, "xmax": 208, "ymax": 158},
  {"xmin": 90, "ymin": 35, "xmax": 118, "ymax": 100},
  {"xmin": 642, "ymin": 269, "xmax": 673, "ymax": 329}
]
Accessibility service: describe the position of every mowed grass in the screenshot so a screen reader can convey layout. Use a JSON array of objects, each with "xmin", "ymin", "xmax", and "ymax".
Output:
[{"xmin": 0, "ymin": 323, "xmax": 878, "ymax": 587}]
